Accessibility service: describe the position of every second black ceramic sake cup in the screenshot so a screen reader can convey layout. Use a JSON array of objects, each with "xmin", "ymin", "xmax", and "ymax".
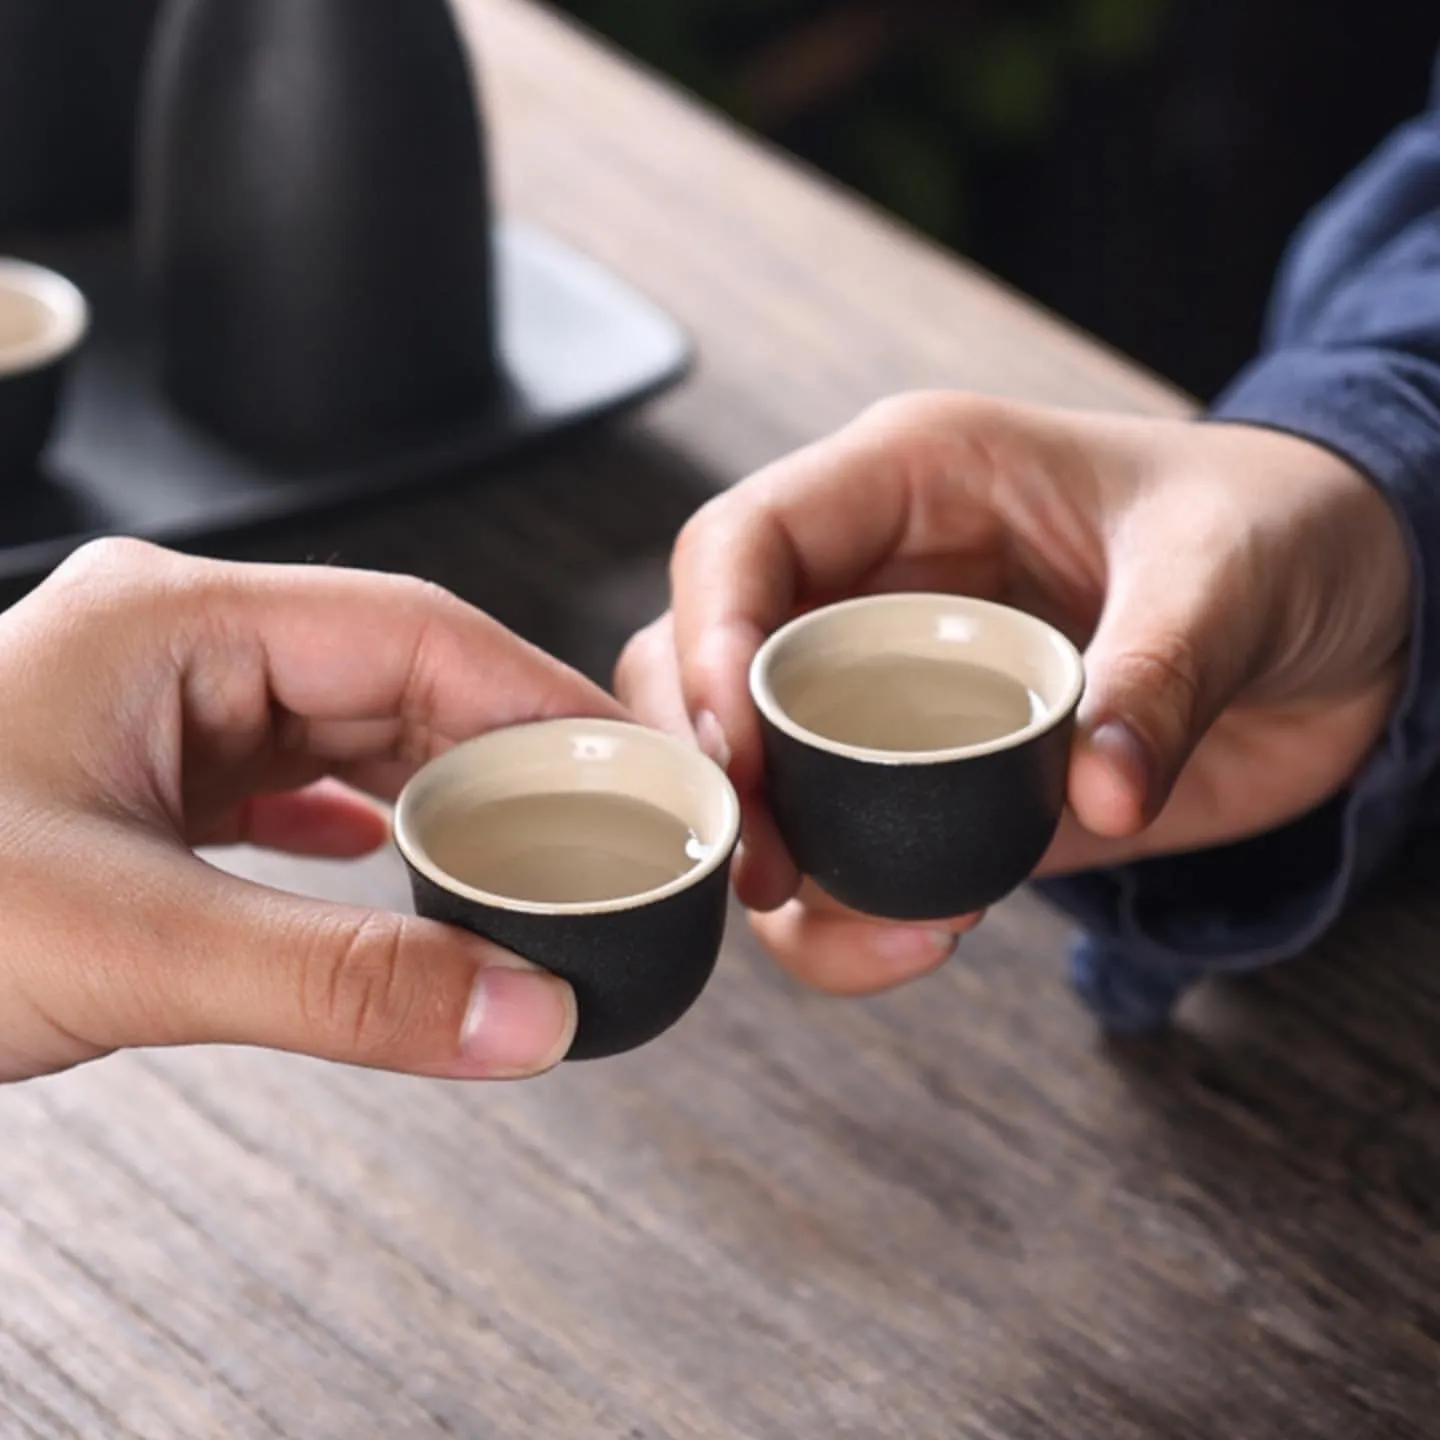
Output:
[{"xmin": 750, "ymin": 593, "xmax": 1086, "ymax": 922}]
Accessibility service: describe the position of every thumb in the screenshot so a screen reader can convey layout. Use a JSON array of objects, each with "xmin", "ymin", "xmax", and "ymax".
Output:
[
  {"xmin": 57, "ymin": 849, "xmax": 577, "ymax": 1080},
  {"xmin": 1071, "ymin": 552, "xmax": 1260, "ymax": 838}
]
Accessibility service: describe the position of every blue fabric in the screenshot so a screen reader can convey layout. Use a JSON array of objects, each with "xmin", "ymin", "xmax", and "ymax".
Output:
[{"xmin": 1037, "ymin": 59, "xmax": 1440, "ymax": 1031}]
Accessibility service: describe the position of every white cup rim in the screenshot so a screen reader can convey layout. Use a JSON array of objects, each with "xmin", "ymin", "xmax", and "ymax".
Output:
[
  {"xmin": 749, "ymin": 592, "xmax": 1086, "ymax": 766},
  {"xmin": 394, "ymin": 718, "xmax": 742, "ymax": 916},
  {"xmin": 0, "ymin": 259, "xmax": 90, "ymax": 379}
]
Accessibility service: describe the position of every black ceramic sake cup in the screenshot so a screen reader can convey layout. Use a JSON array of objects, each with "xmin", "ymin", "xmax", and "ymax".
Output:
[
  {"xmin": 750, "ymin": 593, "xmax": 1085, "ymax": 922},
  {"xmin": 394, "ymin": 719, "xmax": 741, "ymax": 1061},
  {"xmin": 0, "ymin": 260, "xmax": 89, "ymax": 484}
]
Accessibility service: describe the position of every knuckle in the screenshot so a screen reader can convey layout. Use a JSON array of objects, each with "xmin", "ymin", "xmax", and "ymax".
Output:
[
  {"xmin": 855, "ymin": 391, "xmax": 1011, "ymax": 494},
  {"xmin": 612, "ymin": 626, "xmax": 650, "ymax": 702},
  {"xmin": 1112, "ymin": 637, "xmax": 1206, "ymax": 736},
  {"xmin": 34, "ymin": 539, "xmax": 195, "ymax": 639},
  {"xmin": 391, "ymin": 578, "xmax": 474, "ymax": 758},
  {"xmin": 613, "ymin": 615, "xmax": 669, "ymax": 694},
  {"xmin": 671, "ymin": 493, "xmax": 731, "ymax": 575},
  {"xmin": 401, "ymin": 573, "xmax": 466, "ymax": 615},
  {"xmin": 860, "ymin": 389, "xmax": 992, "ymax": 438},
  {"xmin": 860, "ymin": 390, "xmax": 935, "ymax": 428},
  {"xmin": 63, "ymin": 535, "xmax": 159, "ymax": 573},
  {"xmin": 300, "ymin": 912, "xmax": 418, "ymax": 1061},
  {"xmin": 389, "ymin": 573, "xmax": 472, "ymax": 637},
  {"xmin": 49, "ymin": 537, "xmax": 170, "ymax": 594}
]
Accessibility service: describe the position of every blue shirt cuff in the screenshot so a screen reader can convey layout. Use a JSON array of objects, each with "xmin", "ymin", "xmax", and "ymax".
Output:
[{"xmin": 1040, "ymin": 346, "xmax": 1440, "ymax": 1033}]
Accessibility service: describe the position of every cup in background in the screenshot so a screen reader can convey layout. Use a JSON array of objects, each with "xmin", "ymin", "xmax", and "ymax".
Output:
[
  {"xmin": 750, "ymin": 593, "xmax": 1085, "ymax": 922},
  {"xmin": 0, "ymin": 259, "xmax": 90, "ymax": 483},
  {"xmin": 395, "ymin": 719, "xmax": 741, "ymax": 1061}
]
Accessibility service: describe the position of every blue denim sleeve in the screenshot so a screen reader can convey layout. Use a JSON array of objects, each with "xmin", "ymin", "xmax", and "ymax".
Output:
[{"xmin": 1036, "ymin": 70, "xmax": 1440, "ymax": 1032}]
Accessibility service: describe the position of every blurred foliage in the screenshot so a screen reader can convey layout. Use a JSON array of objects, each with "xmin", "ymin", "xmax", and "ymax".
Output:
[
  {"xmin": 550, "ymin": 0, "xmax": 1440, "ymax": 399},
  {"xmin": 554, "ymin": 0, "xmax": 1171, "ymax": 247}
]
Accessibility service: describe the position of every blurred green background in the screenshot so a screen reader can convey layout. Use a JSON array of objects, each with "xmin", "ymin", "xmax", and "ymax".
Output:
[{"xmin": 554, "ymin": 0, "xmax": 1439, "ymax": 398}]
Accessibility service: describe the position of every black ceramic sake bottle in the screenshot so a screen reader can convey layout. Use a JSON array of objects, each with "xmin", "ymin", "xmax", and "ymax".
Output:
[{"xmin": 136, "ymin": 0, "xmax": 501, "ymax": 463}]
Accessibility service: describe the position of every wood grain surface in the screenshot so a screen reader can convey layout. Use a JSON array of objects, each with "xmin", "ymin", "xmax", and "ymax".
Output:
[{"xmin": 5, "ymin": 2, "xmax": 1438, "ymax": 1437}]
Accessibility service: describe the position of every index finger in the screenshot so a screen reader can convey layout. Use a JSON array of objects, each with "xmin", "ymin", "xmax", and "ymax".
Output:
[
  {"xmin": 222, "ymin": 561, "xmax": 625, "ymax": 748},
  {"xmin": 48, "ymin": 543, "xmax": 627, "ymax": 786}
]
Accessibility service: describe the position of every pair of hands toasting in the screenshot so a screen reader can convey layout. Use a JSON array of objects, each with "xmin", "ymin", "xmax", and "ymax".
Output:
[{"xmin": 0, "ymin": 395, "xmax": 1411, "ymax": 1084}]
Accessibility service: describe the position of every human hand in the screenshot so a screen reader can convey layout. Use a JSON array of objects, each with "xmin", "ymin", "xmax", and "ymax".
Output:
[
  {"xmin": 617, "ymin": 393, "xmax": 1411, "ymax": 994},
  {"xmin": 0, "ymin": 539, "xmax": 626, "ymax": 1083}
]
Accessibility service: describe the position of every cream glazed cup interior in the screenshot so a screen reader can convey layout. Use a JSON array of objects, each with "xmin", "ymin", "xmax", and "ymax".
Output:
[
  {"xmin": 0, "ymin": 260, "xmax": 90, "ymax": 377},
  {"xmin": 750, "ymin": 592, "xmax": 1086, "ymax": 765},
  {"xmin": 394, "ymin": 718, "xmax": 742, "ymax": 916}
]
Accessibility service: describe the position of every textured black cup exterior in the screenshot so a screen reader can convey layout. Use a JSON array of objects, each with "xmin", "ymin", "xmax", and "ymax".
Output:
[
  {"xmin": 404, "ymin": 857, "xmax": 734, "ymax": 1062},
  {"xmin": 0, "ymin": 0, "xmax": 162, "ymax": 231},
  {"xmin": 0, "ymin": 359, "xmax": 65, "ymax": 486},
  {"xmin": 137, "ymin": 0, "xmax": 501, "ymax": 464},
  {"xmin": 760, "ymin": 714, "xmax": 1073, "ymax": 921}
]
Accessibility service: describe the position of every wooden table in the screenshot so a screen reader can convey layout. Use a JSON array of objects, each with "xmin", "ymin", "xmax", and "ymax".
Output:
[{"xmin": 6, "ymin": 3, "xmax": 1440, "ymax": 1436}]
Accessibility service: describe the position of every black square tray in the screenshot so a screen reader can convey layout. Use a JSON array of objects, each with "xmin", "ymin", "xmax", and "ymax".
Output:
[{"xmin": 0, "ymin": 221, "xmax": 692, "ymax": 596}]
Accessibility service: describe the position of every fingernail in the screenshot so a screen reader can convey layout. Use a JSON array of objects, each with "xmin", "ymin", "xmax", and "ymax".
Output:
[
  {"xmin": 871, "ymin": 927, "xmax": 958, "ymax": 978},
  {"xmin": 1088, "ymin": 721, "xmax": 1156, "ymax": 810},
  {"xmin": 459, "ymin": 959, "xmax": 577, "ymax": 1078},
  {"xmin": 694, "ymin": 710, "xmax": 732, "ymax": 771}
]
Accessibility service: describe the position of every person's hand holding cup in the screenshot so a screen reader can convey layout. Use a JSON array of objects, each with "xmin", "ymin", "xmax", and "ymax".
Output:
[
  {"xmin": 617, "ymin": 392, "xmax": 1412, "ymax": 995},
  {"xmin": 0, "ymin": 540, "xmax": 622, "ymax": 1084}
]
